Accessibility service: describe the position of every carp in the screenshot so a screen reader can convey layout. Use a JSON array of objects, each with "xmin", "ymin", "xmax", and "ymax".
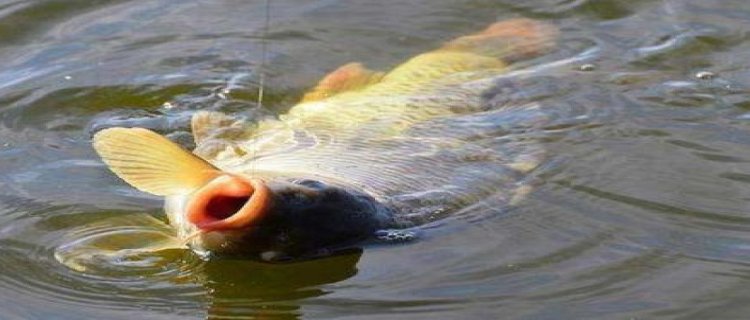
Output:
[{"xmin": 93, "ymin": 19, "xmax": 557, "ymax": 260}]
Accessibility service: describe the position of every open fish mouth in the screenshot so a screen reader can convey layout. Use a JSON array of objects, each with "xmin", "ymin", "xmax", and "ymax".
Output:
[{"xmin": 186, "ymin": 175, "xmax": 271, "ymax": 232}]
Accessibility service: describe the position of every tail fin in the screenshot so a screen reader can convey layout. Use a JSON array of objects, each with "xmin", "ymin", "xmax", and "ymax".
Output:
[
  {"xmin": 442, "ymin": 18, "xmax": 558, "ymax": 64},
  {"xmin": 382, "ymin": 19, "xmax": 558, "ymax": 84}
]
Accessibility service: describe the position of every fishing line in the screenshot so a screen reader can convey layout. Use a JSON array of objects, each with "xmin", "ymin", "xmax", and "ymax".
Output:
[
  {"xmin": 252, "ymin": 0, "xmax": 271, "ymax": 175},
  {"xmin": 257, "ymin": 0, "xmax": 270, "ymax": 110}
]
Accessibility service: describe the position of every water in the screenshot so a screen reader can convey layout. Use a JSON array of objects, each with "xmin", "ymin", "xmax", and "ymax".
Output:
[{"xmin": 1, "ymin": 0, "xmax": 750, "ymax": 319}]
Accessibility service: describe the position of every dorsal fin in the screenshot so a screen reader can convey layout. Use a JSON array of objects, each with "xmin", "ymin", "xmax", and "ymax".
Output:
[
  {"xmin": 301, "ymin": 62, "xmax": 384, "ymax": 102},
  {"xmin": 93, "ymin": 127, "xmax": 221, "ymax": 196}
]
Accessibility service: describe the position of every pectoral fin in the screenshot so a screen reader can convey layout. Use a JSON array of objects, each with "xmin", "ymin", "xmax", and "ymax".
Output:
[
  {"xmin": 93, "ymin": 127, "xmax": 221, "ymax": 196},
  {"xmin": 301, "ymin": 62, "xmax": 384, "ymax": 102}
]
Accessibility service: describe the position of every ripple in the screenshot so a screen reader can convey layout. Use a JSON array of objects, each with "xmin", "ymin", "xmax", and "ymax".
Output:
[{"xmin": 0, "ymin": 195, "xmax": 205, "ymax": 318}]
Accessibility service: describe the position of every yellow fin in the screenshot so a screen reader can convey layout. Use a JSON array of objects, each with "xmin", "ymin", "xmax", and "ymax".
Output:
[
  {"xmin": 301, "ymin": 62, "xmax": 384, "ymax": 102},
  {"xmin": 93, "ymin": 127, "xmax": 221, "ymax": 196},
  {"xmin": 380, "ymin": 19, "xmax": 556, "ymax": 85},
  {"xmin": 442, "ymin": 18, "xmax": 558, "ymax": 64}
]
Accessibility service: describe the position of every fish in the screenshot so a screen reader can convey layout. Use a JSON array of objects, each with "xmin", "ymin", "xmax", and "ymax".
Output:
[{"xmin": 92, "ymin": 18, "xmax": 558, "ymax": 260}]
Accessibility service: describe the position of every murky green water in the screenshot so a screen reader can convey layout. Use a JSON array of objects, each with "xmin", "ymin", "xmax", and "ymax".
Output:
[{"xmin": 2, "ymin": 0, "xmax": 750, "ymax": 319}]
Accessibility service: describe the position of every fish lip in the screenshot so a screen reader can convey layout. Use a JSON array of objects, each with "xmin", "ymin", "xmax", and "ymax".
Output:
[{"xmin": 185, "ymin": 175, "xmax": 272, "ymax": 232}]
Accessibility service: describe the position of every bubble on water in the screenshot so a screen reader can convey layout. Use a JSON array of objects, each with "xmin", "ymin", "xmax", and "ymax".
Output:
[
  {"xmin": 579, "ymin": 63, "xmax": 596, "ymax": 72},
  {"xmin": 695, "ymin": 71, "xmax": 716, "ymax": 80},
  {"xmin": 63, "ymin": 75, "xmax": 72, "ymax": 80}
]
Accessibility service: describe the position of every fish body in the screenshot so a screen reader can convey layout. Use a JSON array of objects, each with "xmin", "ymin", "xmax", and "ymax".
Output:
[{"xmin": 93, "ymin": 19, "xmax": 557, "ymax": 260}]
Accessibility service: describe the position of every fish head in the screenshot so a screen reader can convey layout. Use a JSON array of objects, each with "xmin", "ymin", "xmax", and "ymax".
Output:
[{"xmin": 172, "ymin": 174, "xmax": 392, "ymax": 259}]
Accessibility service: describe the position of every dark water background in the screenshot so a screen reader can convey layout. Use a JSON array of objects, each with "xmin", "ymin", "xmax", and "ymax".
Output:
[{"xmin": 2, "ymin": 0, "xmax": 750, "ymax": 319}]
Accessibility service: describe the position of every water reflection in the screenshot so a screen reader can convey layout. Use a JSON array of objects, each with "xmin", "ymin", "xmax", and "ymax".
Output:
[{"xmin": 200, "ymin": 252, "xmax": 361, "ymax": 319}]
